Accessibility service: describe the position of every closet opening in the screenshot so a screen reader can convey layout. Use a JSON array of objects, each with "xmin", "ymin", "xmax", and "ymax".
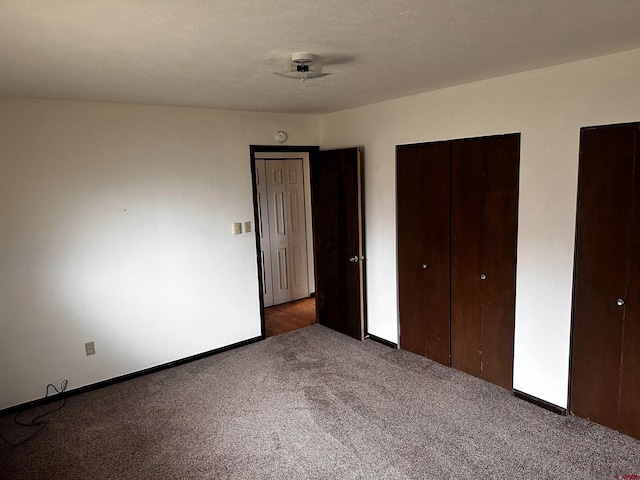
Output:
[{"xmin": 396, "ymin": 133, "xmax": 520, "ymax": 390}]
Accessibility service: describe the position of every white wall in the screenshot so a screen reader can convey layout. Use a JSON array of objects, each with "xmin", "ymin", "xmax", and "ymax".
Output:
[
  {"xmin": 319, "ymin": 48, "xmax": 640, "ymax": 408},
  {"xmin": 0, "ymin": 98, "xmax": 319, "ymax": 410}
]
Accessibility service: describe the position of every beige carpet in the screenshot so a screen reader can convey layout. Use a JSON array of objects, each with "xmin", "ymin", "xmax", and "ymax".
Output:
[{"xmin": 2, "ymin": 324, "xmax": 639, "ymax": 479}]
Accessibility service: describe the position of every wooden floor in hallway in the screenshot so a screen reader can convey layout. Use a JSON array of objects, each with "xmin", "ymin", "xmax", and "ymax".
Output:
[{"xmin": 265, "ymin": 297, "xmax": 316, "ymax": 337}]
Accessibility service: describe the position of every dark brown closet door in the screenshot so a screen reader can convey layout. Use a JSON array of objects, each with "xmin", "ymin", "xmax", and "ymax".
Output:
[
  {"xmin": 311, "ymin": 147, "xmax": 365, "ymax": 341},
  {"xmin": 619, "ymin": 128, "xmax": 640, "ymax": 439},
  {"xmin": 451, "ymin": 134, "xmax": 519, "ymax": 390},
  {"xmin": 571, "ymin": 125, "xmax": 636, "ymax": 431},
  {"xmin": 478, "ymin": 135, "xmax": 519, "ymax": 389},
  {"xmin": 451, "ymin": 138, "xmax": 484, "ymax": 378},
  {"xmin": 397, "ymin": 142, "xmax": 451, "ymax": 365}
]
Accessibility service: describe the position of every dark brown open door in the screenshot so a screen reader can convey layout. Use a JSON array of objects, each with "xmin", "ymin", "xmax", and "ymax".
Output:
[{"xmin": 311, "ymin": 147, "xmax": 365, "ymax": 340}]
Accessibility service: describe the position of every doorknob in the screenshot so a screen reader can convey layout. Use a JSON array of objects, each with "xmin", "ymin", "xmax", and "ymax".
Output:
[
  {"xmin": 349, "ymin": 256, "xmax": 359, "ymax": 263},
  {"xmin": 617, "ymin": 298, "xmax": 625, "ymax": 306},
  {"xmin": 422, "ymin": 264, "xmax": 429, "ymax": 269},
  {"xmin": 480, "ymin": 274, "xmax": 487, "ymax": 280}
]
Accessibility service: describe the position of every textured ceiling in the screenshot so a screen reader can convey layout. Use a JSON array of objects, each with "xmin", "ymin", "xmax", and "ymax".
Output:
[{"xmin": 2, "ymin": 1, "xmax": 640, "ymax": 114}]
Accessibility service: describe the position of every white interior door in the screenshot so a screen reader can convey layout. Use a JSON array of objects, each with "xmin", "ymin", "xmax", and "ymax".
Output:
[
  {"xmin": 267, "ymin": 160, "xmax": 290, "ymax": 305},
  {"xmin": 255, "ymin": 160, "xmax": 274, "ymax": 307},
  {"xmin": 265, "ymin": 159, "xmax": 309, "ymax": 306},
  {"xmin": 284, "ymin": 160, "xmax": 309, "ymax": 301}
]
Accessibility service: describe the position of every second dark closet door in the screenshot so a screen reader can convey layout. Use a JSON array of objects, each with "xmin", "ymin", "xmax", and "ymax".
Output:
[
  {"xmin": 571, "ymin": 123, "xmax": 640, "ymax": 439},
  {"xmin": 451, "ymin": 135, "xmax": 520, "ymax": 390},
  {"xmin": 397, "ymin": 142, "xmax": 451, "ymax": 365}
]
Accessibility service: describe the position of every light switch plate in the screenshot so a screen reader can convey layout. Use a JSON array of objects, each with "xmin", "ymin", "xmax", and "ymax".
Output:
[
  {"xmin": 232, "ymin": 222, "xmax": 242, "ymax": 235},
  {"xmin": 244, "ymin": 221, "xmax": 252, "ymax": 233}
]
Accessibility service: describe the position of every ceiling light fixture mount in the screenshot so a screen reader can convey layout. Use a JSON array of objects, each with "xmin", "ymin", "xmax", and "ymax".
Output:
[{"xmin": 274, "ymin": 53, "xmax": 331, "ymax": 82}]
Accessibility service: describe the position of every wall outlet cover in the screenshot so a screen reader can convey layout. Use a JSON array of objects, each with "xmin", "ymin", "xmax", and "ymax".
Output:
[
  {"xmin": 232, "ymin": 222, "xmax": 242, "ymax": 235},
  {"xmin": 85, "ymin": 341, "xmax": 95, "ymax": 356}
]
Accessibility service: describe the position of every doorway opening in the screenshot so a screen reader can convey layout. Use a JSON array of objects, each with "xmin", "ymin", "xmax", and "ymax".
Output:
[
  {"xmin": 264, "ymin": 297, "xmax": 316, "ymax": 337},
  {"xmin": 250, "ymin": 145, "xmax": 367, "ymax": 341},
  {"xmin": 250, "ymin": 146, "xmax": 319, "ymax": 337}
]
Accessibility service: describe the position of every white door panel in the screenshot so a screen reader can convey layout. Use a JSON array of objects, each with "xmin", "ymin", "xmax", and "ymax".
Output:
[
  {"xmin": 276, "ymin": 248, "xmax": 288, "ymax": 291},
  {"xmin": 259, "ymin": 159, "xmax": 310, "ymax": 306},
  {"xmin": 274, "ymin": 192, "xmax": 286, "ymax": 236},
  {"xmin": 267, "ymin": 161, "xmax": 291, "ymax": 305},
  {"xmin": 285, "ymin": 161, "xmax": 309, "ymax": 301}
]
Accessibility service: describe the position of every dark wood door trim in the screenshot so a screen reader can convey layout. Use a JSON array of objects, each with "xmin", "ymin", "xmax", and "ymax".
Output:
[{"xmin": 356, "ymin": 147, "xmax": 367, "ymax": 339}]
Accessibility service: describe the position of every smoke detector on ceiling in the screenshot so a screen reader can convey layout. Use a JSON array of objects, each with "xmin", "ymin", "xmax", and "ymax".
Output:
[{"xmin": 274, "ymin": 53, "xmax": 331, "ymax": 82}]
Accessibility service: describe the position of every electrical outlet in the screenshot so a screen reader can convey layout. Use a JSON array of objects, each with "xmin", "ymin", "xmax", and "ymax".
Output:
[
  {"xmin": 244, "ymin": 221, "xmax": 252, "ymax": 233},
  {"xmin": 85, "ymin": 341, "xmax": 95, "ymax": 356}
]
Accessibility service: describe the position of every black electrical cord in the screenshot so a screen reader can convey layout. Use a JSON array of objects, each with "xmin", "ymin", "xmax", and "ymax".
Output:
[{"xmin": 0, "ymin": 379, "xmax": 68, "ymax": 447}]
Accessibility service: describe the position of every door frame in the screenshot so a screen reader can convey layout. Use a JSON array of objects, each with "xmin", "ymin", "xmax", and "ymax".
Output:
[{"xmin": 250, "ymin": 145, "xmax": 320, "ymax": 339}]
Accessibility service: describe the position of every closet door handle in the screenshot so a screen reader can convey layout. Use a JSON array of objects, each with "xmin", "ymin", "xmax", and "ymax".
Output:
[
  {"xmin": 617, "ymin": 298, "xmax": 625, "ymax": 306},
  {"xmin": 480, "ymin": 274, "xmax": 487, "ymax": 280},
  {"xmin": 422, "ymin": 263, "xmax": 429, "ymax": 269}
]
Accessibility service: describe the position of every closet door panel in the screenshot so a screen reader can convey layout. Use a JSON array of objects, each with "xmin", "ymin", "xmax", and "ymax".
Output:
[
  {"xmin": 618, "ymin": 126, "xmax": 640, "ymax": 439},
  {"xmin": 451, "ymin": 138, "xmax": 484, "ymax": 378},
  {"xmin": 451, "ymin": 134, "xmax": 519, "ymax": 389},
  {"xmin": 571, "ymin": 125, "xmax": 636, "ymax": 429},
  {"xmin": 397, "ymin": 142, "xmax": 451, "ymax": 365},
  {"xmin": 479, "ymin": 134, "xmax": 519, "ymax": 390}
]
